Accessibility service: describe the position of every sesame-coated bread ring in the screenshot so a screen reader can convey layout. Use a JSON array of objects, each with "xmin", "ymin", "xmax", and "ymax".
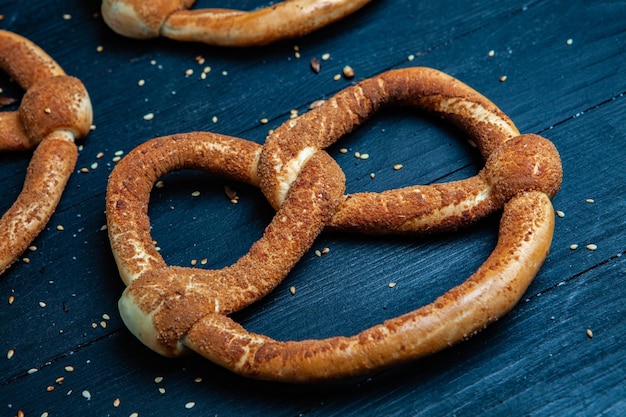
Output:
[
  {"xmin": 101, "ymin": 0, "xmax": 372, "ymax": 46},
  {"xmin": 0, "ymin": 30, "xmax": 93, "ymax": 275},
  {"xmin": 106, "ymin": 67, "xmax": 562, "ymax": 382},
  {"xmin": 259, "ymin": 67, "xmax": 562, "ymax": 234}
]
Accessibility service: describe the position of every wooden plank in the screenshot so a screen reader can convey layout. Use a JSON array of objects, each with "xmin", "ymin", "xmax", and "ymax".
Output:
[{"xmin": 0, "ymin": 0, "xmax": 625, "ymax": 415}]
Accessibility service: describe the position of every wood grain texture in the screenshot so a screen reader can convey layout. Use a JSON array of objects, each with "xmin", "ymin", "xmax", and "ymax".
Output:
[{"xmin": 0, "ymin": 0, "xmax": 624, "ymax": 415}]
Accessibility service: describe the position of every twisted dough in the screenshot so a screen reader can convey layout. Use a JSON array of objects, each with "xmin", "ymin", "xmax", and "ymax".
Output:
[
  {"xmin": 106, "ymin": 67, "xmax": 562, "ymax": 382},
  {"xmin": 101, "ymin": 0, "xmax": 373, "ymax": 46},
  {"xmin": 260, "ymin": 67, "xmax": 562, "ymax": 234},
  {"xmin": 0, "ymin": 30, "xmax": 93, "ymax": 274}
]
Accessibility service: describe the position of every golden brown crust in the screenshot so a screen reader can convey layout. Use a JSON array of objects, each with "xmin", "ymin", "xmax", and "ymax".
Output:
[
  {"xmin": 0, "ymin": 31, "xmax": 93, "ymax": 274},
  {"xmin": 101, "ymin": 0, "xmax": 373, "ymax": 46},
  {"xmin": 106, "ymin": 67, "xmax": 562, "ymax": 382}
]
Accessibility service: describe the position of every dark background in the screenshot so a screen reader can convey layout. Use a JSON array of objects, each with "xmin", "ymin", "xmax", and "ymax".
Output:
[{"xmin": 1, "ymin": 1, "xmax": 625, "ymax": 416}]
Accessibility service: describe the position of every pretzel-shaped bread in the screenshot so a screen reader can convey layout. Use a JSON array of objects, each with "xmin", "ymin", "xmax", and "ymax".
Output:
[
  {"xmin": 101, "ymin": 0, "xmax": 373, "ymax": 46},
  {"xmin": 0, "ymin": 30, "xmax": 93, "ymax": 275},
  {"xmin": 106, "ymin": 67, "xmax": 562, "ymax": 382}
]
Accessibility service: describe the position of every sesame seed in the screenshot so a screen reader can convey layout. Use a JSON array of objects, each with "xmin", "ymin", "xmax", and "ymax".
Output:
[
  {"xmin": 407, "ymin": 54, "xmax": 415, "ymax": 61},
  {"xmin": 321, "ymin": 247, "xmax": 330, "ymax": 255},
  {"xmin": 569, "ymin": 244, "xmax": 579, "ymax": 250},
  {"xmin": 333, "ymin": 74, "xmax": 341, "ymax": 81},
  {"xmin": 63, "ymin": 13, "xmax": 72, "ymax": 20},
  {"xmin": 65, "ymin": 365, "xmax": 74, "ymax": 372},
  {"xmin": 310, "ymin": 58, "xmax": 321, "ymax": 73},
  {"xmin": 585, "ymin": 198, "xmax": 595, "ymax": 203},
  {"xmin": 96, "ymin": 45, "xmax": 104, "ymax": 52},
  {"xmin": 44, "ymin": 107, "xmax": 51, "ymax": 114},
  {"xmin": 159, "ymin": 387, "xmax": 166, "ymax": 394},
  {"xmin": 566, "ymin": 38, "xmax": 573, "ymax": 45},
  {"xmin": 556, "ymin": 210, "xmax": 565, "ymax": 218},
  {"xmin": 80, "ymin": 167, "xmax": 89, "ymax": 173},
  {"xmin": 393, "ymin": 164, "xmax": 403, "ymax": 170},
  {"xmin": 56, "ymin": 376, "xmax": 65, "ymax": 384},
  {"xmin": 100, "ymin": 321, "xmax": 107, "ymax": 328},
  {"xmin": 289, "ymin": 286, "xmax": 296, "ymax": 295},
  {"xmin": 47, "ymin": 385, "xmax": 55, "ymax": 392},
  {"xmin": 339, "ymin": 148, "xmax": 348, "ymax": 154},
  {"xmin": 488, "ymin": 50, "xmax": 495, "ymax": 57},
  {"xmin": 185, "ymin": 69, "xmax": 193, "ymax": 76},
  {"xmin": 354, "ymin": 151, "xmax": 361, "ymax": 158},
  {"xmin": 203, "ymin": 66, "xmax": 211, "ymax": 74},
  {"xmin": 91, "ymin": 162, "xmax": 98, "ymax": 170},
  {"xmin": 191, "ymin": 191, "xmax": 200, "ymax": 197},
  {"xmin": 113, "ymin": 398, "xmax": 121, "ymax": 407},
  {"xmin": 39, "ymin": 301, "xmax": 46, "ymax": 308},
  {"xmin": 28, "ymin": 368, "xmax": 38, "ymax": 374},
  {"xmin": 137, "ymin": 79, "xmax": 145, "ymax": 86},
  {"xmin": 112, "ymin": 156, "xmax": 121, "ymax": 162},
  {"xmin": 154, "ymin": 376, "xmax": 164, "ymax": 383},
  {"xmin": 586, "ymin": 244, "xmax": 597, "ymax": 251},
  {"xmin": 308, "ymin": 99, "xmax": 326, "ymax": 109},
  {"xmin": 388, "ymin": 282, "xmax": 397, "ymax": 288},
  {"xmin": 17, "ymin": 411, "xmax": 24, "ymax": 417},
  {"xmin": 96, "ymin": 152, "xmax": 104, "ymax": 159},
  {"xmin": 190, "ymin": 259, "xmax": 197, "ymax": 266},
  {"xmin": 370, "ymin": 173, "xmax": 375, "ymax": 179},
  {"xmin": 321, "ymin": 53, "xmax": 330, "ymax": 60},
  {"xmin": 194, "ymin": 377, "xmax": 203, "ymax": 382},
  {"xmin": 360, "ymin": 153, "xmax": 369, "ymax": 160},
  {"xmin": 294, "ymin": 51, "xmax": 301, "ymax": 59},
  {"xmin": 260, "ymin": 118, "xmax": 268, "ymax": 124},
  {"xmin": 7, "ymin": 349, "xmax": 14, "ymax": 359},
  {"xmin": 114, "ymin": 150, "xmax": 124, "ymax": 156},
  {"xmin": 201, "ymin": 258, "xmax": 208, "ymax": 265},
  {"xmin": 315, "ymin": 250, "xmax": 322, "ymax": 257},
  {"xmin": 185, "ymin": 402, "xmax": 196, "ymax": 409},
  {"xmin": 155, "ymin": 180, "xmax": 164, "ymax": 188},
  {"xmin": 82, "ymin": 390, "xmax": 92, "ymax": 400},
  {"xmin": 130, "ymin": 413, "xmax": 139, "ymax": 417},
  {"xmin": 57, "ymin": 225, "xmax": 65, "ymax": 231},
  {"xmin": 8, "ymin": 295, "xmax": 14, "ymax": 304},
  {"xmin": 586, "ymin": 328, "xmax": 593, "ymax": 338},
  {"xmin": 343, "ymin": 65, "xmax": 355, "ymax": 79},
  {"xmin": 143, "ymin": 113, "xmax": 154, "ymax": 121},
  {"xmin": 212, "ymin": 116, "xmax": 218, "ymax": 123},
  {"xmin": 499, "ymin": 75, "xmax": 507, "ymax": 82}
]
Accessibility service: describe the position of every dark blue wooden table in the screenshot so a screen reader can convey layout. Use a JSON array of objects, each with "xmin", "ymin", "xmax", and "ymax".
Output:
[{"xmin": 1, "ymin": 1, "xmax": 624, "ymax": 416}]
